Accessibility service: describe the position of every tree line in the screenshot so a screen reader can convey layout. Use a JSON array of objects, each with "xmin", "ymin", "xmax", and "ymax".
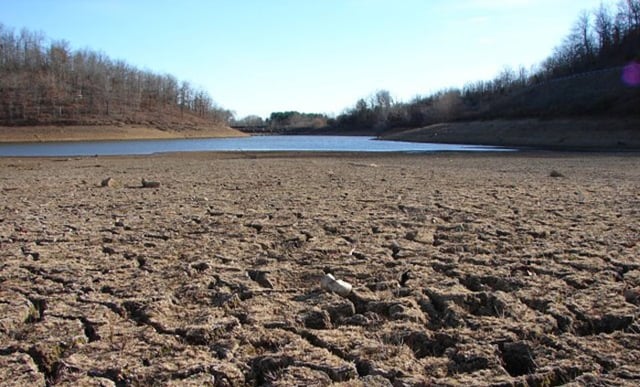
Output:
[
  {"xmin": 332, "ymin": 0, "xmax": 640, "ymax": 132},
  {"xmin": 0, "ymin": 23, "xmax": 232, "ymax": 126},
  {"xmin": 233, "ymin": 111, "xmax": 328, "ymax": 133}
]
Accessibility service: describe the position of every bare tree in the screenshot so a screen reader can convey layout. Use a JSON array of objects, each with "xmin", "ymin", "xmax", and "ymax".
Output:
[
  {"xmin": 0, "ymin": 23, "xmax": 230, "ymax": 126},
  {"xmin": 619, "ymin": 0, "xmax": 640, "ymax": 29},
  {"xmin": 574, "ymin": 11, "xmax": 595, "ymax": 60},
  {"xmin": 594, "ymin": 3, "xmax": 614, "ymax": 51}
]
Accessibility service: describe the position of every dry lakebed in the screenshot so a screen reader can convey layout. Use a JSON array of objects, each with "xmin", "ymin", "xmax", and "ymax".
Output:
[{"xmin": 0, "ymin": 151, "xmax": 639, "ymax": 386}]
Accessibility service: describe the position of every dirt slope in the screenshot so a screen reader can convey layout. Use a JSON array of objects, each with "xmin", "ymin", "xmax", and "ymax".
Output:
[
  {"xmin": 0, "ymin": 124, "xmax": 247, "ymax": 143},
  {"xmin": 381, "ymin": 119, "xmax": 640, "ymax": 150}
]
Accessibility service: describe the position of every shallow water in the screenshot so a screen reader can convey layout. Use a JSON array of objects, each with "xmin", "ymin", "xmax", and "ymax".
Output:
[{"xmin": 0, "ymin": 135, "xmax": 511, "ymax": 156}]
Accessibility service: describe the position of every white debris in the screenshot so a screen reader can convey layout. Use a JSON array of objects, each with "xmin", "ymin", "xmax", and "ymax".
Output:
[{"xmin": 320, "ymin": 273, "xmax": 352, "ymax": 297}]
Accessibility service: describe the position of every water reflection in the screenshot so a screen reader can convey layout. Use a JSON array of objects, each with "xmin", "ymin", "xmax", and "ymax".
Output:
[{"xmin": 0, "ymin": 136, "xmax": 512, "ymax": 157}]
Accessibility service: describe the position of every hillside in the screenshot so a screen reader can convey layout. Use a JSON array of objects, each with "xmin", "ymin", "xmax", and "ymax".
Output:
[
  {"xmin": 0, "ymin": 123, "xmax": 246, "ymax": 143},
  {"xmin": 455, "ymin": 67, "xmax": 640, "ymax": 121},
  {"xmin": 0, "ymin": 24, "xmax": 244, "ymax": 141},
  {"xmin": 328, "ymin": 1, "xmax": 640, "ymax": 141},
  {"xmin": 380, "ymin": 67, "xmax": 640, "ymax": 150},
  {"xmin": 380, "ymin": 118, "xmax": 640, "ymax": 150}
]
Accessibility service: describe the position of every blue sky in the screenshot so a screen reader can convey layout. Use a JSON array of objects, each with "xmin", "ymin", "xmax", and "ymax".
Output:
[{"xmin": 2, "ymin": 0, "xmax": 612, "ymax": 118}]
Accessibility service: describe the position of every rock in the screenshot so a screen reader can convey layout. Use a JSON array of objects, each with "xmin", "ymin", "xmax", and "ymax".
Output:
[
  {"xmin": 400, "ymin": 270, "xmax": 413, "ymax": 287},
  {"xmin": 406, "ymin": 229, "xmax": 434, "ymax": 244},
  {"xmin": 102, "ymin": 246, "xmax": 117, "ymax": 255},
  {"xmin": 100, "ymin": 177, "xmax": 117, "ymax": 187},
  {"xmin": 247, "ymin": 269, "xmax": 274, "ymax": 289},
  {"xmin": 550, "ymin": 170, "xmax": 564, "ymax": 178},
  {"xmin": 324, "ymin": 300, "xmax": 356, "ymax": 323},
  {"xmin": 190, "ymin": 261, "xmax": 210, "ymax": 272},
  {"xmin": 246, "ymin": 222, "xmax": 264, "ymax": 233},
  {"xmin": 141, "ymin": 178, "xmax": 160, "ymax": 188},
  {"xmin": 624, "ymin": 286, "xmax": 640, "ymax": 305},
  {"xmin": 301, "ymin": 309, "xmax": 332, "ymax": 329}
]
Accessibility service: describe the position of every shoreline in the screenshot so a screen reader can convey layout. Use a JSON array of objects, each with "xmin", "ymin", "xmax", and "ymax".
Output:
[
  {"xmin": 379, "ymin": 118, "xmax": 640, "ymax": 150},
  {"xmin": 4, "ymin": 148, "xmax": 640, "ymax": 161},
  {"xmin": 0, "ymin": 124, "xmax": 247, "ymax": 143}
]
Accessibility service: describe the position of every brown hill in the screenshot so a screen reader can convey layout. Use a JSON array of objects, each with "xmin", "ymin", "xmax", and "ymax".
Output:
[
  {"xmin": 0, "ymin": 24, "xmax": 242, "ymax": 141},
  {"xmin": 0, "ymin": 123, "xmax": 246, "ymax": 143},
  {"xmin": 380, "ymin": 118, "xmax": 640, "ymax": 150}
]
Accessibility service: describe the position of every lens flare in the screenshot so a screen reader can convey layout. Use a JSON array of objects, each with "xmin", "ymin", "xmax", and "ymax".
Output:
[{"xmin": 622, "ymin": 62, "xmax": 640, "ymax": 86}]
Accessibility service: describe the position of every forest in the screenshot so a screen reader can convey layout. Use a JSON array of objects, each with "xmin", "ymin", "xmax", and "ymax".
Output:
[
  {"xmin": 0, "ymin": 24, "xmax": 232, "ymax": 128},
  {"xmin": 329, "ymin": 0, "xmax": 640, "ymax": 133}
]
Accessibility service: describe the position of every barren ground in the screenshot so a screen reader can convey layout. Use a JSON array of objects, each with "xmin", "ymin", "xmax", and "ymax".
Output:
[
  {"xmin": 0, "ymin": 152, "xmax": 639, "ymax": 386},
  {"xmin": 0, "ymin": 125, "xmax": 246, "ymax": 143},
  {"xmin": 380, "ymin": 119, "xmax": 640, "ymax": 150}
]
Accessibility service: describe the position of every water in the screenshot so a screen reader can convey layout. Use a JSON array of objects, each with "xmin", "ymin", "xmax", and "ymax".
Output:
[{"xmin": 0, "ymin": 135, "xmax": 511, "ymax": 157}]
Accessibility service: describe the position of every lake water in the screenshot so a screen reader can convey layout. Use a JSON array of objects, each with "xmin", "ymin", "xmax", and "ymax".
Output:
[{"xmin": 0, "ymin": 136, "xmax": 511, "ymax": 157}]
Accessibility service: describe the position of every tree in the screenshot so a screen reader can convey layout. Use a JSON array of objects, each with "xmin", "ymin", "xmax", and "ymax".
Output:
[
  {"xmin": 234, "ymin": 115, "xmax": 264, "ymax": 126},
  {"xmin": 594, "ymin": 3, "xmax": 614, "ymax": 51},
  {"xmin": 619, "ymin": 0, "xmax": 640, "ymax": 29},
  {"xmin": 372, "ymin": 90, "xmax": 393, "ymax": 109},
  {"xmin": 0, "ymin": 23, "xmax": 230, "ymax": 126}
]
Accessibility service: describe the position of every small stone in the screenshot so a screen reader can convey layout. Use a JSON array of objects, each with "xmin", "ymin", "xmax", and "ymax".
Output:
[
  {"xmin": 247, "ymin": 270, "xmax": 274, "ymax": 288},
  {"xmin": 141, "ymin": 178, "xmax": 160, "ymax": 188},
  {"xmin": 405, "ymin": 230, "xmax": 418, "ymax": 241},
  {"xmin": 400, "ymin": 270, "xmax": 413, "ymax": 287},
  {"xmin": 550, "ymin": 170, "xmax": 564, "ymax": 178},
  {"xmin": 101, "ymin": 177, "xmax": 117, "ymax": 187},
  {"xmin": 302, "ymin": 309, "xmax": 332, "ymax": 329},
  {"xmin": 325, "ymin": 300, "xmax": 356, "ymax": 322},
  {"xmin": 624, "ymin": 287, "xmax": 640, "ymax": 305},
  {"xmin": 191, "ymin": 261, "xmax": 210, "ymax": 272}
]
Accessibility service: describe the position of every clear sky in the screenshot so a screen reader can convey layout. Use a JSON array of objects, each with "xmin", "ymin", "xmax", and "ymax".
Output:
[{"xmin": 2, "ymin": 0, "xmax": 613, "ymax": 118}]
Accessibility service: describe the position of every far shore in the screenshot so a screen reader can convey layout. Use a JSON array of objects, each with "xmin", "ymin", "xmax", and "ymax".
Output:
[
  {"xmin": 3, "ymin": 119, "xmax": 640, "ymax": 152},
  {"xmin": 0, "ymin": 124, "xmax": 248, "ymax": 143}
]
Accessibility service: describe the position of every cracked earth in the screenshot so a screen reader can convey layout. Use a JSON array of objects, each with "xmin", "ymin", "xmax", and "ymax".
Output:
[{"xmin": 0, "ymin": 152, "xmax": 639, "ymax": 386}]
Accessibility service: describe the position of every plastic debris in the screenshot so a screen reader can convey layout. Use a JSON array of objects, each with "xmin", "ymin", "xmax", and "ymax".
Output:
[{"xmin": 320, "ymin": 273, "xmax": 352, "ymax": 297}]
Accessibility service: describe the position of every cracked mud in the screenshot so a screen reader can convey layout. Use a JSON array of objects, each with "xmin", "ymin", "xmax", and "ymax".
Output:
[{"xmin": 1, "ymin": 152, "xmax": 639, "ymax": 386}]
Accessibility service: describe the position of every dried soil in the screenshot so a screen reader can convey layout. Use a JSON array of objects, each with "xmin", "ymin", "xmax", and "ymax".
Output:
[
  {"xmin": 1, "ymin": 152, "xmax": 639, "ymax": 386},
  {"xmin": 0, "ymin": 124, "xmax": 246, "ymax": 143}
]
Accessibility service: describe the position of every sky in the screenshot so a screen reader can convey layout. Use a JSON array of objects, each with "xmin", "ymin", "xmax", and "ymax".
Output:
[{"xmin": 1, "ymin": 0, "xmax": 614, "ymax": 118}]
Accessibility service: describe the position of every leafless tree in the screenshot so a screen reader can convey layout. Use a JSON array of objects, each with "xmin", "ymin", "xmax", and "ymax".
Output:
[
  {"xmin": 0, "ymin": 23, "xmax": 229, "ymax": 126},
  {"xmin": 594, "ymin": 3, "xmax": 614, "ymax": 51}
]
